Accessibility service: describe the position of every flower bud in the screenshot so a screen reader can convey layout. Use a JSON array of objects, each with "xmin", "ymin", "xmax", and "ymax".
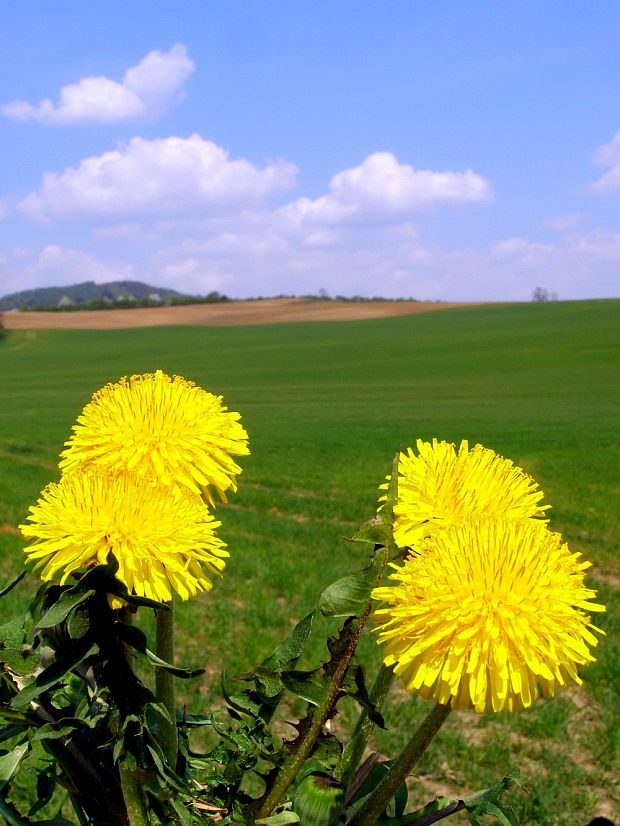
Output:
[{"xmin": 293, "ymin": 771, "xmax": 345, "ymax": 826}]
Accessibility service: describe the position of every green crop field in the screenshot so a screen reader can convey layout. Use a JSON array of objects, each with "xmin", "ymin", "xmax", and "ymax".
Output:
[{"xmin": 0, "ymin": 299, "xmax": 618, "ymax": 824}]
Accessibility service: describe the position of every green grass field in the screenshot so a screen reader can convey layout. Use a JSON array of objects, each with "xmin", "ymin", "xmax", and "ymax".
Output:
[{"xmin": 1, "ymin": 299, "xmax": 618, "ymax": 824}]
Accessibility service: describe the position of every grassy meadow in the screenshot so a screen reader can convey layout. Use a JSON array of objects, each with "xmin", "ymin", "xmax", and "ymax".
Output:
[{"xmin": 0, "ymin": 299, "xmax": 618, "ymax": 824}]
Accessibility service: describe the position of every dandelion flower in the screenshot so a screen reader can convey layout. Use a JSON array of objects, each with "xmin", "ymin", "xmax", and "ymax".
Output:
[
  {"xmin": 60, "ymin": 370, "xmax": 249, "ymax": 501},
  {"xmin": 386, "ymin": 439, "xmax": 548, "ymax": 548},
  {"xmin": 20, "ymin": 468, "xmax": 229, "ymax": 603},
  {"xmin": 372, "ymin": 519, "xmax": 605, "ymax": 712}
]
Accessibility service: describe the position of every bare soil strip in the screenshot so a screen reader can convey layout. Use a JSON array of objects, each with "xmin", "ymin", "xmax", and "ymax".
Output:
[{"xmin": 2, "ymin": 298, "xmax": 482, "ymax": 330}]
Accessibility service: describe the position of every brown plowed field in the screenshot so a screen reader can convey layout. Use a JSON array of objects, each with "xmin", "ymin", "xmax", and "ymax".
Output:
[{"xmin": 2, "ymin": 298, "xmax": 481, "ymax": 330}]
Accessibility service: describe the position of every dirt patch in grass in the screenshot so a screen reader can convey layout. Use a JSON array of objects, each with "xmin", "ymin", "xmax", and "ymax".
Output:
[
  {"xmin": 2, "ymin": 298, "xmax": 483, "ymax": 330},
  {"xmin": 0, "ymin": 524, "xmax": 20, "ymax": 535}
]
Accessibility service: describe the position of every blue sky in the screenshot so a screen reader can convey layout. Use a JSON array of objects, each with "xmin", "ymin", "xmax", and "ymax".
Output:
[{"xmin": 1, "ymin": 1, "xmax": 619, "ymax": 301}]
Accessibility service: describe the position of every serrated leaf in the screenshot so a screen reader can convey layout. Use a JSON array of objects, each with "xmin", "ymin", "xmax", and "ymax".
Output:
[
  {"xmin": 145, "ymin": 648, "xmax": 204, "ymax": 678},
  {"xmin": 463, "ymin": 771, "xmax": 520, "ymax": 826},
  {"xmin": 350, "ymin": 451, "xmax": 400, "ymax": 547},
  {"xmin": 465, "ymin": 799, "xmax": 515, "ymax": 826},
  {"xmin": 350, "ymin": 517, "xmax": 391, "ymax": 546},
  {"xmin": 342, "ymin": 665, "xmax": 386, "ymax": 729},
  {"xmin": 281, "ymin": 670, "xmax": 329, "ymax": 706},
  {"xmin": 0, "ymin": 616, "xmax": 28, "ymax": 649},
  {"xmin": 37, "ymin": 589, "xmax": 95, "ymax": 629},
  {"xmin": 0, "ymin": 647, "xmax": 40, "ymax": 676},
  {"xmin": 11, "ymin": 642, "xmax": 97, "ymax": 709},
  {"xmin": 114, "ymin": 621, "xmax": 201, "ymax": 677},
  {"xmin": 32, "ymin": 718, "xmax": 90, "ymax": 742},
  {"xmin": 260, "ymin": 612, "xmax": 315, "ymax": 674},
  {"xmin": 318, "ymin": 549, "xmax": 386, "ymax": 619},
  {"xmin": 401, "ymin": 795, "xmax": 456, "ymax": 826},
  {"xmin": 222, "ymin": 683, "xmax": 263, "ymax": 718}
]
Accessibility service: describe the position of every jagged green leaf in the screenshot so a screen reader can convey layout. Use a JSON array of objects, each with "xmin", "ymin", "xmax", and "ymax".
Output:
[
  {"xmin": 11, "ymin": 642, "xmax": 97, "ymax": 709},
  {"xmin": 260, "ymin": 612, "xmax": 315, "ymax": 674},
  {"xmin": 342, "ymin": 665, "xmax": 386, "ymax": 728},
  {"xmin": 32, "ymin": 718, "xmax": 90, "ymax": 742},
  {"xmin": 463, "ymin": 771, "xmax": 520, "ymax": 826},
  {"xmin": 144, "ymin": 648, "xmax": 204, "ymax": 678},
  {"xmin": 0, "ymin": 647, "xmax": 39, "ymax": 676},
  {"xmin": 350, "ymin": 517, "xmax": 391, "ymax": 547},
  {"xmin": 114, "ymin": 621, "xmax": 202, "ymax": 677},
  {"xmin": 37, "ymin": 589, "xmax": 95, "ymax": 629},
  {"xmin": 399, "ymin": 796, "xmax": 456, "ymax": 825},
  {"xmin": 281, "ymin": 670, "xmax": 329, "ymax": 706},
  {"xmin": 0, "ymin": 617, "xmax": 28, "ymax": 649},
  {"xmin": 318, "ymin": 548, "xmax": 385, "ymax": 618},
  {"xmin": 350, "ymin": 451, "xmax": 400, "ymax": 546}
]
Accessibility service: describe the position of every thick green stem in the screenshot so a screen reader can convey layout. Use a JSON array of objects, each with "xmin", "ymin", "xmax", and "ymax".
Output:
[
  {"xmin": 120, "ymin": 764, "xmax": 151, "ymax": 826},
  {"xmin": 256, "ymin": 548, "xmax": 390, "ymax": 821},
  {"xmin": 336, "ymin": 663, "xmax": 395, "ymax": 787},
  {"xmin": 155, "ymin": 601, "xmax": 177, "ymax": 768},
  {"xmin": 348, "ymin": 702, "xmax": 451, "ymax": 826}
]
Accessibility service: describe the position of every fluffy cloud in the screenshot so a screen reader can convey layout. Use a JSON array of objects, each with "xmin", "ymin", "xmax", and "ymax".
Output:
[
  {"xmin": 593, "ymin": 130, "xmax": 620, "ymax": 167},
  {"xmin": 590, "ymin": 129, "xmax": 620, "ymax": 193},
  {"xmin": 0, "ymin": 246, "xmax": 135, "ymax": 297},
  {"xmin": 2, "ymin": 45, "xmax": 194, "ymax": 124},
  {"xmin": 12, "ymin": 140, "xmax": 615, "ymax": 303},
  {"xmin": 18, "ymin": 135, "xmax": 298, "ymax": 221},
  {"xmin": 138, "ymin": 225, "xmax": 619, "ymax": 302},
  {"xmin": 31, "ymin": 245, "xmax": 135, "ymax": 282},
  {"xmin": 279, "ymin": 152, "xmax": 492, "ymax": 227}
]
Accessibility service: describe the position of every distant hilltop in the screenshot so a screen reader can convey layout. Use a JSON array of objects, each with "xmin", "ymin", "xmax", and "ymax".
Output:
[{"xmin": 0, "ymin": 280, "xmax": 225, "ymax": 311}]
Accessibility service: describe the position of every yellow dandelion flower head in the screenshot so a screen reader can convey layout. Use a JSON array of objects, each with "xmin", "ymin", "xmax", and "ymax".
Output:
[
  {"xmin": 372, "ymin": 519, "xmax": 605, "ymax": 712},
  {"xmin": 386, "ymin": 439, "xmax": 548, "ymax": 548},
  {"xmin": 20, "ymin": 468, "xmax": 229, "ymax": 603},
  {"xmin": 59, "ymin": 370, "xmax": 249, "ymax": 500}
]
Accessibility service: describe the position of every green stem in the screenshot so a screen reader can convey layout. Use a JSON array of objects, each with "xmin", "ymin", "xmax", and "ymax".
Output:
[
  {"xmin": 120, "ymin": 764, "xmax": 151, "ymax": 826},
  {"xmin": 348, "ymin": 701, "xmax": 451, "ymax": 826},
  {"xmin": 155, "ymin": 600, "xmax": 177, "ymax": 768},
  {"xmin": 336, "ymin": 663, "xmax": 395, "ymax": 787},
  {"xmin": 256, "ymin": 547, "xmax": 390, "ymax": 821}
]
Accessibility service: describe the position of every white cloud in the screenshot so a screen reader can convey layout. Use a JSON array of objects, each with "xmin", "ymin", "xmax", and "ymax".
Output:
[
  {"xmin": 591, "ymin": 166, "xmax": 620, "ymax": 194},
  {"xmin": 136, "ymin": 217, "xmax": 620, "ymax": 302},
  {"xmin": 18, "ymin": 135, "xmax": 298, "ymax": 221},
  {"xmin": 2, "ymin": 44, "xmax": 194, "ymax": 124},
  {"xmin": 9, "ymin": 140, "xmax": 618, "ymax": 303},
  {"xmin": 32, "ymin": 245, "xmax": 135, "ymax": 282},
  {"xmin": 279, "ymin": 152, "xmax": 492, "ymax": 227},
  {"xmin": 590, "ymin": 129, "xmax": 620, "ymax": 194},
  {"xmin": 593, "ymin": 130, "xmax": 620, "ymax": 167},
  {"xmin": 0, "ymin": 245, "xmax": 136, "ymax": 297}
]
